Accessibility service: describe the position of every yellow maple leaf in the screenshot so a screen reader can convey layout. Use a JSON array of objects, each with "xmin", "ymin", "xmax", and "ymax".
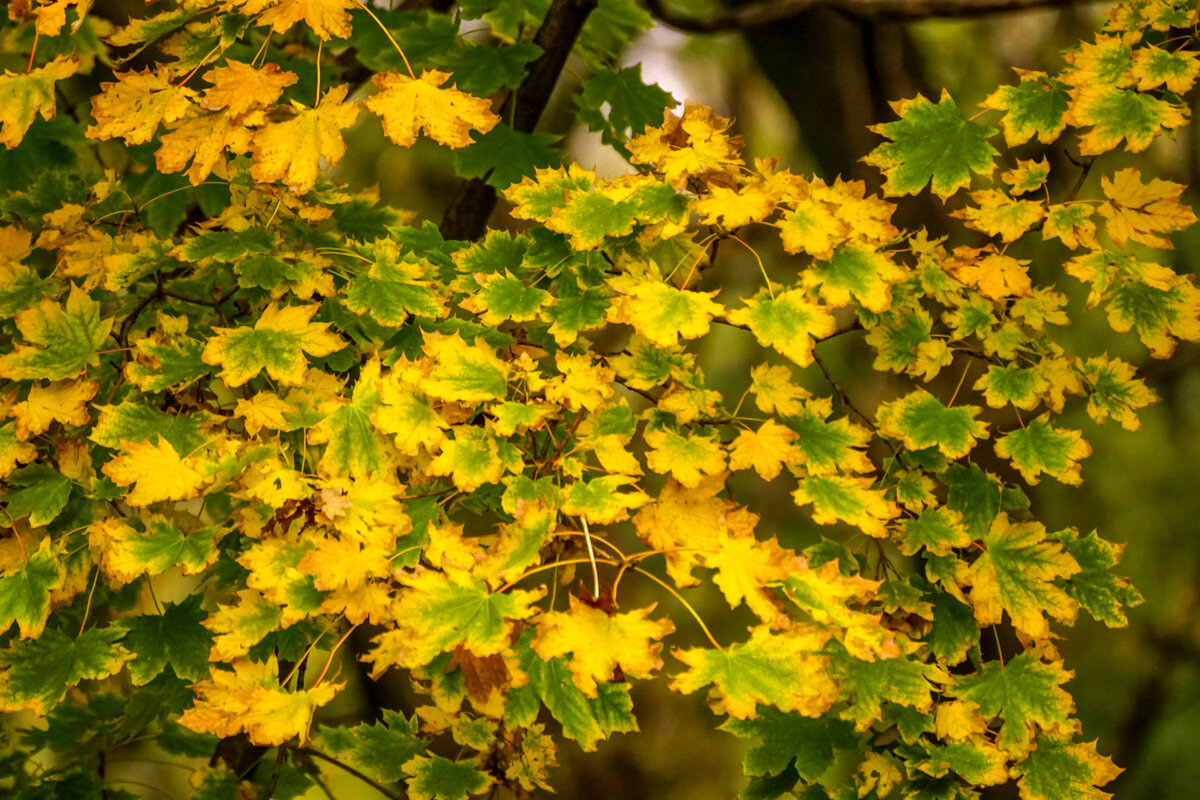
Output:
[
  {"xmin": 250, "ymin": 0, "xmax": 357, "ymax": 39},
  {"xmin": 946, "ymin": 246, "xmax": 1032, "ymax": 301},
  {"xmin": 532, "ymin": 597, "xmax": 675, "ymax": 697},
  {"xmin": 202, "ymin": 302, "xmax": 345, "ymax": 387},
  {"xmin": 373, "ymin": 382, "xmax": 448, "ymax": 456},
  {"xmin": 101, "ymin": 435, "xmax": 207, "ymax": 506},
  {"xmin": 792, "ymin": 475, "xmax": 898, "ymax": 538},
  {"xmin": 777, "ymin": 195, "xmax": 847, "ymax": 259},
  {"xmin": 952, "ymin": 189, "xmax": 1046, "ymax": 243},
  {"xmin": 695, "ymin": 183, "xmax": 777, "ymax": 229},
  {"xmin": 179, "ymin": 655, "xmax": 343, "ymax": 746},
  {"xmin": 628, "ymin": 101, "xmax": 744, "ymax": 185},
  {"xmin": 11, "ymin": 378, "xmax": 96, "ymax": 440},
  {"xmin": 706, "ymin": 530, "xmax": 793, "ymax": 627},
  {"xmin": 250, "ymin": 83, "xmax": 360, "ymax": 194},
  {"xmin": 202, "ymin": 60, "xmax": 299, "ymax": 116},
  {"xmin": 1097, "ymin": 167, "xmax": 1197, "ymax": 249},
  {"xmin": 204, "ymin": 590, "xmax": 285, "ymax": 662},
  {"xmin": 0, "ymin": 56, "xmax": 79, "ymax": 149},
  {"xmin": 749, "ymin": 363, "xmax": 810, "ymax": 416},
  {"xmin": 235, "ymin": 392, "xmax": 296, "ymax": 436},
  {"xmin": 544, "ymin": 352, "xmax": 615, "ymax": 412},
  {"xmin": 606, "ymin": 277, "xmax": 724, "ymax": 348},
  {"xmin": 366, "ymin": 69, "xmax": 500, "ymax": 149},
  {"xmin": 298, "ymin": 531, "xmax": 392, "ymax": 591},
  {"xmin": 728, "ymin": 419, "xmax": 799, "ymax": 481},
  {"xmin": 86, "ymin": 68, "xmax": 196, "ymax": 146}
]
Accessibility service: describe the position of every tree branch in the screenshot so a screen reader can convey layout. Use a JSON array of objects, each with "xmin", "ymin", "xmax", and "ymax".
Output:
[
  {"xmin": 645, "ymin": 0, "xmax": 1101, "ymax": 33},
  {"xmin": 440, "ymin": 0, "xmax": 600, "ymax": 241}
]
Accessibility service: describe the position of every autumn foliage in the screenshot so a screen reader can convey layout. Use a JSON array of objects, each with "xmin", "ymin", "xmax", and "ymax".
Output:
[{"xmin": 0, "ymin": 0, "xmax": 1195, "ymax": 798}]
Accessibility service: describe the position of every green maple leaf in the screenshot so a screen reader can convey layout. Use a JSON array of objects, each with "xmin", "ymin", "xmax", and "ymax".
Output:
[
  {"xmin": 0, "ymin": 287, "xmax": 113, "ymax": 381},
  {"xmin": 546, "ymin": 275, "xmax": 611, "ymax": 344},
  {"xmin": 864, "ymin": 305, "xmax": 935, "ymax": 373},
  {"xmin": 807, "ymin": 244, "xmax": 905, "ymax": 313},
  {"xmin": 877, "ymin": 389, "xmax": 988, "ymax": 459},
  {"xmin": 317, "ymin": 710, "xmax": 427, "ymax": 783},
  {"xmin": 125, "ymin": 336, "xmax": 210, "ymax": 392},
  {"xmin": 0, "ymin": 539, "xmax": 63, "ymax": 639},
  {"xmin": 560, "ymin": 475, "xmax": 648, "ymax": 525},
  {"xmin": 403, "ymin": 755, "xmax": 492, "ymax": 800},
  {"xmin": 90, "ymin": 400, "xmax": 210, "ymax": 454},
  {"xmin": 830, "ymin": 646, "xmax": 937, "ymax": 728},
  {"xmin": 670, "ymin": 627, "xmax": 838, "ymax": 720},
  {"xmin": 454, "ymin": 124, "xmax": 561, "ymax": 189},
  {"xmin": 947, "ymin": 653, "xmax": 1074, "ymax": 753},
  {"xmin": 344, "ymin": 261, "xmax": 448, "ymax": 328},
  {"xmin": 2, "ymin": 463, "xmax": 72, "ymax": 526},
  {"xmin": 896, "ymin": 507, "xmax": 972, "ymax": 556},
  {"xmin": 576, "ymin": 65, "xmax": 677, "ymax": 145},
  {"xmin": 926, "ymin": 590, "xmax": 978, "ymax": 666},
  {"xmin": 726, "ymin": 287, "xmax": 838, "ymax": 367},
  {"xmin": 1013, "ymin": 736, "xmax": 1121, "ymax": 800},
  {"xmin": 434, "ymin": 43, "xmax": 543, "ymax": 96},
  {"xmin": 471, "ymin": 270, "xmax": 553, "ymax": 324},
  {"xmin": 393, "ymin": 572, "xmax": 543, "ymax": 665},
  {"xmin": 942, "ymin": 463, "xmax": 1028, "ymax": 537},
  {"xmin": 113, "ymin": 595, "xmax": 214, "ymax": 685},
  {"xmin": 348, "ymin": 9, "xmax": 459, "ymax": 73},
  {"xmin": 180, "ymin": 229, "xmax": 275, "ymax": 262},
  {"xmin": 0, "ymin": 261, "xmax": 52, "ymax": 317},
  {"xmin": 310, "ymin": 357, "xmax": 389, "ymax": 478},
  {"xmin": 508, "ymin": 636, "xmax": 637, "ymax": 750},
  {"xmin": 101, "ymin": 516, "xmax": 219, "ymax": 581},
  {"xmin": 863, "ymin": 90, "xmax": 998, "ymax": 198},
  {"xmin": 720, "ymin": 708, "xmax": 857, "ymax": 780},
  {"xmin": 0, "ymin": 627, "xmax": 132, "ymax": 714},
  {"xmin": 975, "ymin": 365, "xmax": 1040, "ymax": 410},
  {"xmin": 982, "ymin": 70, "xmax": 1070, "ymax": 146},
  {"xmin": 201, "ymin": 303, "xmax": 345, "ymax": 387},
  {"xmin": 419, "ymin": 332, "xmax": 509, "ymax": 403},
  {"xmin": 1054, "ymin": 528, "xmax": 1143, "ymax": 627},
  {"xmin": 994, "ymin": 416, "xmax": 1092, "ymax": 486}
]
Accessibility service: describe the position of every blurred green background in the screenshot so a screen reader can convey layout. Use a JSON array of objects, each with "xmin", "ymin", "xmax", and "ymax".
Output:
[{"xmin": 332, "ymin": 4, "xmax": 1200, "ymax": 798}]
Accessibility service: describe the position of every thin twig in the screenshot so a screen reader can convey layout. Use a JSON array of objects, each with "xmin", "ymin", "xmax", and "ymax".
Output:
[{"xmin": 289, "ymin": 746, "xmax": 406, "ymax": 800}]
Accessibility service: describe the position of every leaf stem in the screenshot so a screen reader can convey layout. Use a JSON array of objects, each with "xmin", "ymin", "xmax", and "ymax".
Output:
[
  {"xmin": 629, "ymin": 566, "xmax": 723, "ymax": 650},
  {"xmin": 288, "ymin": 746, "xmax": 405, "ymax": 800},
  {"xmin": 355, "ymin": 1, "xmax": 415, "ymax": 78}
]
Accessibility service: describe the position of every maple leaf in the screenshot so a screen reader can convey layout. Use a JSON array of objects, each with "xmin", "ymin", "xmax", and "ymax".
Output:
[
  {"xmin": 919, "ymin": 738, "xmax": 1009, "ymax": 786},
  {"xmin": 877, "ymin": 389, "xmax": 988, "ymax": 459},
  {"xmin": 792, "ymin": 475, "xmax": 898, "ymax": 538},
  {"xmin": 1001, "ymin": 157, "xmax": 1051, "ymax": 194},
  {"xmin": 544, "ymin": 352, "xmax": 616, "ymax": 412},
  {"xmin": 728, "ymin": 419, "xmax": 799, "ymax": 481},
  {"xmin": 86, "ymin": 68, "xmax": 196, "ymax": 145},
  {"xmin": 782, "ymin": 559, "xmax": 899, "ymax": 660},
  {"xmin": 0, "ymin": 539, "xmax": 63, "ymax": 639},
  {"xmin": 316, "ymin": 709, "xmax": 427, "ymax": 784},
  {"xmin": 1044, "ymin": 203, "xmax": 1100, "ymax": 250},
  {"xmin": 532, "ymin": 597, "xmax": 675, "ymax": 696},
  {"xmin": 309, "ymin": 356, "xmax": 394, "ymax": 478},
  {"xmin": 607, "ymin": 277, "xmax": 723, "ymax": 347},
  {"xmin": 1097, "ymin": 167, "xmax": 1197, "ymax": 249},
  {"xmin": 947, "ymin": 653, "xmax": 1075, "ymax": 754},
  {"xmin": 366, "ymin": 69, "xmax": 500, "ymax": 149},
  {"xmin": 720, "ymin": 708, "xmax": 856, "ymax": 781},
  {"xmin": 706, "ymin": 530, "xmax": 794, "ymax": 626},
  {"xmin": 89, "ymin": 516, "xmax": 219, "ymax": 582},
  {"xmin": 726, "ymin": 288, "xmax": 837, "ymax": 367},
  {"xmin": 628, "ymin": 101, "xmax": 744, "ymax": 185},
  {"xmin": 0, "ymin": 627, "xmax": 132, "ymax": 715},
  {"xmin": 698, "ymin": 183, "xmax": 777, "ymax": 229},
  {"xmin": 204, "ymin": 591, "xmax": 286, "ymax": 662},
  {"xmin": 1077, "ymin": 355, "xmax": 1157, "ymax": 431},
  {"xmin": 251, "ymin": 0, "xmax": 357, "ymax": 39},
  {"xmin": 101, "ymin": 435, "xmax": 208, "ymax": 506},
  {"xmin": 417, "ymin": 332, "xmax": 509, "ymax": 402},
  {"xmin": 1132, "ymin": 43, "xmax": 1200, "ymax": 93},
  {"xmin": 0, "ymin": 288, "xmax": 113, "ymax": 381},
  {"xmin": 201, "ymin": 302, "xmax": 345, "ymax": 387},
  {"xmin": 1013, "ymin": 736, "xmax": 1121, "ymax": 800},
  {"xmin": 967, "ymin": 513, "xmax": 1080, "ymax": 639},
  {"xmin": 974, "ymin": 365, "xmax": 1042, "ymax": 410},
  {"xmin": 380, "ymin": 572, "xmax": 544, "ymax": 668},
  {"xmin": 670, "ymin": 626, "xmax": 837, "ymax": 719},
  {"xmin": 982, "ymin": 69, "xmax": 1071, "ymax": 147},
  {"xmin": 895, "ymin": 507, "xmax": 972, "ymax": 556},
  {"xmin": 946, "ymin": 246, "xmax": 1033, "ymax": 301},
  {"xmin": 994, "ymin": 416, "xmax": 1092, "ymax": 485},
  {"xmin": 806, "ymin": 244, "xmax": 906, "ymax": 313},
  {"xmin": 829, "ymin": 644, "xmax": 940, "ymax": 728},
  {"xmin": 1065, "ymin": 84, "xmax": 1188, "ymax": 155},
  {"xmin": 112, "ymin": 595, "xmax": 214, "ymax": 685},
  {"xmin": 863, "ymin": 90, "xmax": 998, "ymax": 198},
  {"xmin": 429, "ymin": 425, "xmax": 510, "ymax": 491},
  {"xmin": 10, "ymin": 378, "xmax": 96, "ymax": 440},
  {"xmin": 749, "ymin": 363, "xmax": 810, "ymax": 416},
  {"xmin": 0, "ymin": 56, "xmax": 79, "ymax": 148},
  {"xmin": 561, "ymin": 475, "xmax": 650, "ymax": 524},
  {"xmin": 250, "ymin": 84, "xmax": 361, "ymax": 194},
  {"xmin": 788, "ymin": 399, "xmax": 873, "ymax": 476},
  {"xmin": 953, "ymin": 189, "xmax": 1046, "ymax": 242},
  {"xmin": 404, "ymin": 754, "xmax": 494, "ymax": 800},
  {"xmin": 1054, "ymin": 528, "xmax": 1143, "ymax": 627},
  {"xmin": 643, "ymin": 427, "xmax": 727, "ymax": 488},
  {"xmin": 179, "ymin": 655, "xmax": 343, "ymax": 746}
]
